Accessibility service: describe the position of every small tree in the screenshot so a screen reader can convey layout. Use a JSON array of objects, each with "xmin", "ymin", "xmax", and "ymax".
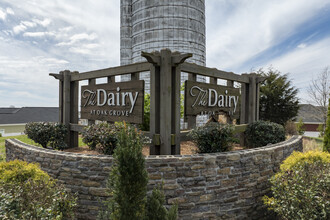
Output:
[
  {"xmin": 323, "ymin": 98, "xmax": 330, "ymax": 152},
  {"xmin": 308, "ymin": 67, "xmax": 330, "ymax": 133},
  {"xmin": 98, "ymin": 123, "xmax": 177, "ymax": 220},
  {"xmin": 258, "ymin": 67, "xmax": 299, "ymax": 125},
  {"xmin": 296, "ymin": 118, "xmax": 305, "ymax": 135}
]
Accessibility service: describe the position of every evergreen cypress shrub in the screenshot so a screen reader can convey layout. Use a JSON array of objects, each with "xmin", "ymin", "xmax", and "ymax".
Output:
[
  {"xmin": 0, "ymin": 160, "xmax": 77, "ymax": 219},
  {"xmin": 188, "ymin": 122, "xmax": 234, "ymax": 153},
  {"xmin": 145, "ymin": 186, "xmax": 178, "ymax": 220},
  {"xmin": 245, "ymin": 120, "xmax": 285, "ymax": 148},
  {"xmin": 98, "ymin": 123, "xmax": 178, "ymax": 220},
  {"xmin": 263, "ymin": 151, "xmax": 330, "ymax": 219},
  {"xmin": 323, "ymin": 100, "xmax": 330, "ymax": 152}
]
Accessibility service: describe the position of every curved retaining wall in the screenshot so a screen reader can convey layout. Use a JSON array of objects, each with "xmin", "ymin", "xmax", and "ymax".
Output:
[{"xmin": 6, "ymin": 136, "xmax": 302, "ymax": 220}]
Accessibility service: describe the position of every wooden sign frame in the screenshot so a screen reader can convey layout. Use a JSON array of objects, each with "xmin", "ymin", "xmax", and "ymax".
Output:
[
  {"xmin": 81, "ymin": 80, "xmax": 144, "ymax": 124},
  {"xmin": 185, "ymin": 80, "xmax": 240, "ymax": 119}
]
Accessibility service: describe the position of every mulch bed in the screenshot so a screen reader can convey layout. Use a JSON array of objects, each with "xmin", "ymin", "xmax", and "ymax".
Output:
[{"xmin": 64, "ymin": 141, "xmax": 244, "ymax": 156}]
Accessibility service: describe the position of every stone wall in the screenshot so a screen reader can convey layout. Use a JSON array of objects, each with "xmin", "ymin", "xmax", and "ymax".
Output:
[{"xmin": 6, "ymin": 136, "xmax": 302, "ymax": 220}]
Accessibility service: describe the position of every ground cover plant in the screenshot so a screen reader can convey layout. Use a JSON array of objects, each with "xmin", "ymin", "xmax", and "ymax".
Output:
[
  {"xmin": 98, "ymin": 123, "xmax": 177, "ymax": 220},
  {"xmin": 263, "ymin": 151, "xmax": 330, "ymax": 219},
  {"xmin": 0, "ymin": 160, "xmax": 77, "ymax": 219}
]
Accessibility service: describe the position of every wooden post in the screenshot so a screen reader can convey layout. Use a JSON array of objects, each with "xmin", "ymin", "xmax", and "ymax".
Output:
[
  {"xmin": 187, "ymin": 73, "xmax": 197, "ymax": 129},
  {"xmin": 210, "ymin": 77, "xmax": 217, "ymax": 85},
  {"xmin": 172, "ymin": 66, "xmax": 181, "ymax": 155},
  {"xmin": 248, "ymin": 74, "xmax": 257, "ymax": 123},
  {"xmin": 131, "ymin": 72, "xmax": 140, "ymax": 81},
  {"xmin": 149, "ymin": 65, "xmax": 160, "ymax": 155},
  {"xmin": 63, "ymin": 70, "xmax": 71, "ymax": 147},
  {"xmin": 256, "ymin": 82, "xmax": 260, "ymax": 121},
  {"xmin": 70, "ymin": 71, "xmax": 79, "ymax": 148},
  {"xmin": 88, "ymin": 79, "xmax": 96, "ymax": 126},
  {"xmin": 159, "ymin": 49, "xmax": 172, "ymax": 155},
  {"xmin": 226, "ymin": 80, "xmax": 234, "ymax": 124},
  {"xmin": 143, "ymin": 49, "xmax": 191, "ymax": 155},
  {"xmin": 58, "ymin": 71, "xmax": 64, "ymax": 123}
]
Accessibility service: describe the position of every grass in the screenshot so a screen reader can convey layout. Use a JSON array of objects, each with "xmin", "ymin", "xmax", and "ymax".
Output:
[
  {"xmin": 0, "ymin": 135, "xmax": 40, "ymax": 162},
  {"xmin": 0, "ymin": 135, "xmax": 86, "ymax": 162},
  {"xmin": 302, "ymin": 136, "xmax": 323, "ymax": 152}
]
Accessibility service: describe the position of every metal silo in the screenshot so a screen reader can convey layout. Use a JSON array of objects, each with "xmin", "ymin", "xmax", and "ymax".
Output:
[
  {"xmin": 120, "ymin": 0, "xmax": 206, "ymax": 126},
  {"xmin": 121, "ymin": 0, "xmax": 205, "ymax": 66}
]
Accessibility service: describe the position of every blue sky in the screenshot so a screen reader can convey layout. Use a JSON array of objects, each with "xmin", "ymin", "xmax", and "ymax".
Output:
[{"xmin": 0, "ymin": 0, "xmax": 330, "ymax": 107}]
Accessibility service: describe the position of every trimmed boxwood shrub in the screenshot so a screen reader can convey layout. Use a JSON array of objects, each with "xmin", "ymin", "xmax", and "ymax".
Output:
[
  {"xmin": 188, "ymin": 122, "xmax": 235, "ymax": 153},
  {"xmin": 263, "ymin": 151, "xmax": 330, "ymax": 219},
  {"xmin": 245, "ymin": 120, "xmax": 285, "ymax": 148},
  {"xmin": 0, "ymin": 160, "xmax": 77, "ymax": 219},
  {"xmin": 82, "ymin": 122, "xmax": 119, "ymax": 155},
  {"xmin": 25, "ymin": 122, "xmax": 68, "ymax": 150}
]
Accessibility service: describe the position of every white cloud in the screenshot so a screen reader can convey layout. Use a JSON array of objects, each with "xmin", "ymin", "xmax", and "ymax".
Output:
[
  {"xmin": 56, "ymin": 32, "xmax": 98, "ymax": 47},
  {"xmin": 23, "ymin": 31, "xmax": 55, "ymax": 37},
  {"xmin": 0, "ymin": 8, "xmax": 6, "ymax": 20},
  {"xmin": 259, "ymin": 37, "xmax": 330, "ymax": 102},
  {"xmin": 33, "ymin": 18, "xmax": 51, "ymax": 27},
  {"xmin": 6, "ymin": 7, "xmax": 14, "ymax": 15},
  {"xmin": 297, "ymin": 43, "xmax": 307, "ymax": 49},
  {"xmin": 13, "ymin": 21, "xmax": 37, "ymax": 34},
  {"xmin": 206, "ymin": 0, "xmax": 330, "ymax": 70},
  {"xmin": 13, "ymin": 24, "xmax": 27, "ymax": 34}
]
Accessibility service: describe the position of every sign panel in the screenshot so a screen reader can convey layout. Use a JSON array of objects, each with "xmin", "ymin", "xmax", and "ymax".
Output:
[
  {"xmin": 185, "ymin": 80, "xmax": 240, "ymax": 119},
  {"xmin": 81, "ymin": 80, "xmax": 144, "ymax": 124}
]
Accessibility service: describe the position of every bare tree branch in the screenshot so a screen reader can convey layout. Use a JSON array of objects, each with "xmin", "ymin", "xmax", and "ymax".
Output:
[{"xmin": 307, "ymin": 67, "xmax": 330, "ymax": 129}]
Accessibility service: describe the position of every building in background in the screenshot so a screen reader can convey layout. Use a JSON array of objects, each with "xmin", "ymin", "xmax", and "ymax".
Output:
[{"xmin": 0, "ymin": 107, "xmax": 58, "ymax": 136}]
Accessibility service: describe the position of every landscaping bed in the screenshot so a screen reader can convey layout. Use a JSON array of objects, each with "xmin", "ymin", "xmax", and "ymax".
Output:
[{"xmin": 63, "ymin": 141, "xmax": 244, "ymax": 156}]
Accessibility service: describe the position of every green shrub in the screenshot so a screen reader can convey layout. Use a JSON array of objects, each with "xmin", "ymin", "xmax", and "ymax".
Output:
[
  {"xmin": 285, "ymin": 120, "xmax": 297, "ymax": 136},
  {"xmin": 263, "ymin": 151, "xmax": 330, "ymax": 219},
  {"xmin": 98, "ymin": 123, "xmax": 177, "ymax": 220},
  {"xmin": 0, "ymin": 160, "xmax": 77, "ymax": 219},
  {"xmin": 100, "ymin": 123, "xmax": 148, "ymax": 219},
  {"xmin": 188, "ymin": 122, "xmax": 234, "ymax": 153},
  {"xmin": 145, "ymin": 186, "xmax": 178, "ymax": 220},
  {"xmin": 296, "ymin": 118, "xmax": 305, "ymax": 135},
  {"xmin": 318, "ymin": 124, "xmax": 325, "ymax": 137},
  {"xmin": 245, "ymin": 120, "xmax": 285, "ymax": 148},
  {"xmin": 25, "ymin": 122, "xmax": 68, "ymax": 149},
  {"xmin": 139, "ymin": 93, "xmax": 151, "ymax": 131},
  {"xmin": 82, "ymin": 122, "xmax": 119, "ymax": 155},
  {"xmin": 324, "ymin": 100, "xmax": 330, "ymax": 152}
]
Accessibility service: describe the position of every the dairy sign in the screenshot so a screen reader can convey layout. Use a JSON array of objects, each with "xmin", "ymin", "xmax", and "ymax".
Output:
[
  {"xmin": 185, "ymin": 80, "xmax": 240, "ymax": 119},
  {"xmin": 81, "ymin": 81, "xmax": 144, "ymax": 124}
]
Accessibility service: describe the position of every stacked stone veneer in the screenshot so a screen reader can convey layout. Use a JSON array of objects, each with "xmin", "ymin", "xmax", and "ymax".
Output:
[{"xmin": 6, "ymin": 136, "xmax": 302, "ymax": 220}]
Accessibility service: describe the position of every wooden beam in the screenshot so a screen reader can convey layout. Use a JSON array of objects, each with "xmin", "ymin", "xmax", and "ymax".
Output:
[
  {"xmin": 71, "ymin": 62, "xmax": 150, "ymax": 81},
  {"xmin": 181, "ymin": 62, "xmax": 249, "ymax": 83},
  {"xmin": 49, "ymin": 73, "xmax": 63, "ymax": 81},
  {"xmin": 70, "ymin": 124, "xmax": 86, "ymax": 133}
]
